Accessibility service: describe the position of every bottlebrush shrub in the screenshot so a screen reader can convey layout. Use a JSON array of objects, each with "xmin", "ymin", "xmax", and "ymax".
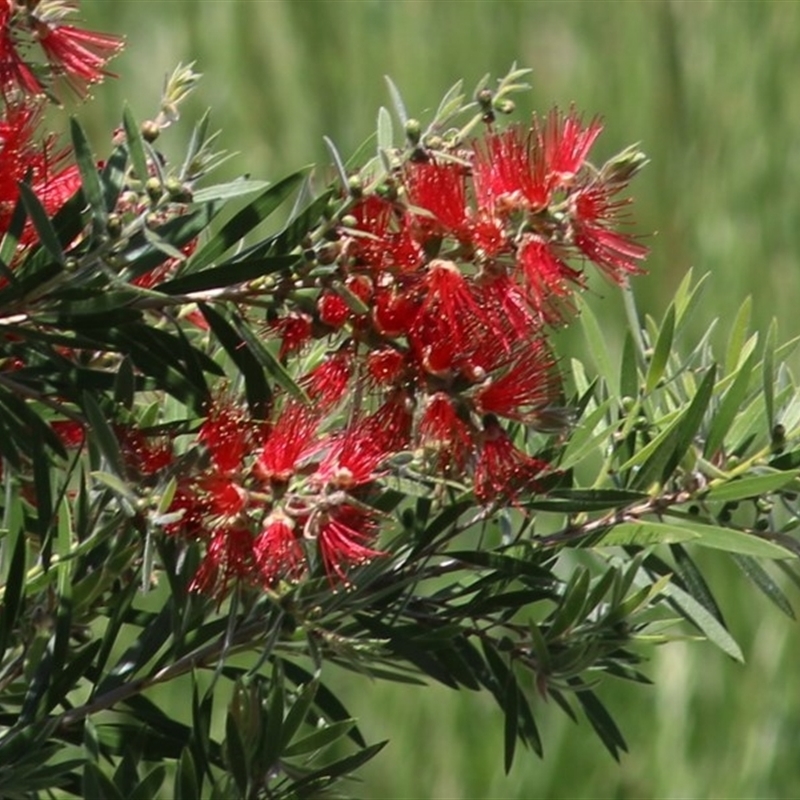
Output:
[{"xmin": 1, "ymin": 6, "xmax": 800, "ymax": 799}]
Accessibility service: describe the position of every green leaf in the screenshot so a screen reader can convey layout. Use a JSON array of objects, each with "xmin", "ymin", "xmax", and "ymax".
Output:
[
  {"xmin": 174, "ymin": 747, "xmax": 200, "ymax": 800},
  {"xmin": 579, "ymin": 297, "xmax": 615, "ymax": 389},
  {"xmin": 619, "ymin": 332, "xmax": 638, "ymax": 400},
  {"xmin": 385, "ymin": 75, "xmax": 409, "ymax": 126},
  {"xmin": 158, "ymin": 255, "xmax": 298, "ymax": 295},
  {"xmin": 704, "ymin": 470, "xmax": 800, "ymax": 503},
  {"xmin": 70, "ymin": 117, "xmax": 106, "ymax": 233},
  {"xmin": 81, "ymin": 392, "xmax": 122, "ymax": 474},
  {"xmin": 189, "ymin": 170, "xmax": 307, "ymax": 272},
  {"xmin": 732, "ymin": 554, "xmax": 794, "ymax": 618},
  {"xmin": 725, "ymin": 296, "xmax": 752, "ymax": 375},
  {"xmin": 127, "ymin": 766, "xmax": 167, "ymax": 800},
  {"xmin": 763, "ymin": 318, "xmax": 777, "ymax": 433},
  {"xmin": 629, "ymin": 365, "xmax": 717, "ymax": 491},
  {"xmin": 199, "ymin": 304, "xmax": 271, "ymax": 415},
  {"xmin": 571, "ymin": 683, "xmax": 627, "ymax": 761},
  {"xmin": 661, "ymin": 580, "xmax": 743, "ymax": 661},
  {"xmin": 377, "ymin": 106, "xmax": 394, "ymax": 155},
  {"xmin": 83, "ymin": 761, "xmax": 124, "ymax": 800},
  {"xmin": 283, "ymin": 719, "xmax": 356, "ymax": 758},
  {"xmin": 527, "ymin": 488, "xmax": 649, "ymax": 513},
  {"xmin": 122, "ymin": 105, "xmax": 149, "ymax": 183},
  {"xmin": 192, "ymin": 179, "xmax": 270, "ymax": 203},
  {"xmin": 645, "ymin": 304, "xmax": 675, "ymax": 394},
  {"xmin": 704, "ymin": 349, "xmax": 756, "ymax": 458},
  {"xmin": 597, "ymin": 522, "xmax": 699, "ymax": 548},
  {"xmin": 503, "ymin": 667, "xmax": 519, "ymax": 773},
  {"xmin": 17, "ymin": 182, "xmax": 65, "ymax": 266},
  {"xmin": 280, "ymin": 678, "xmax": 319, "ymax": 753}
]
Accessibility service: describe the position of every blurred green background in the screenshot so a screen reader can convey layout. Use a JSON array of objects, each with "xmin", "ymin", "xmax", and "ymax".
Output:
[{"xmin": 77, "ymin": 1, "xmax": 800, "ymax": 797}]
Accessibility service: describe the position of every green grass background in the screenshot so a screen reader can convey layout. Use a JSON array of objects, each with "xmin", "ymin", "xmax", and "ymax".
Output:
[{"xmin": 76, "ymin": 1, "xmax": 800, "ymax": 797}]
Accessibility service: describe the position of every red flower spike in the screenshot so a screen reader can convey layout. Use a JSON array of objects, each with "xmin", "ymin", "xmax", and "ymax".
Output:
[
  {"xmin": 475, "ymin": 337, "xmax": 560, "ymax": 424},
  {"xmin": 316, "ymin": 506, "xmax": 384, "ymax": 586},
  {"xmin": 348, "ymin": 195, "xmax": 423, "ymax": 273},
  {"xmin": 301, "ymin": 349, "xmax": 353, "ymax": 411},
  {"xmin": 190, "ymin": 526, "xmax": 254, "ymax": 597},
  {"xmin": 116, "ymin": 427, "xmax": 172, "ymax": 475},
  {"xmin": 372, "ymin": 286, "xmax": 420, "ymax": 338},
  {"xmin": 472, "ymin": 127, "xmax": 549, "ymax": 214},
  {"xmin": 474, "ymin": 272, "xmax": 539, "ymax": 341},
  {"xmin": 51, "ymin": 420, "xmax": 85, "ymax": 448},
  {"xmin": 35, "ymin": 17, "xmax": 123, "ymax": 96},
  {"xmin": 474, "ymin": 417, "xmax": 549, "ymax": 504},
  {"xmin": 367, "ymin": 347, "xmax": 407, "ymax": 387},
  {"xmin": 254, "ymin": 513, "xmax": 305, "ymax": 586},
  {"xmin": 165, "ymin": 485, "xmax": 210, "ymax": 539},
  {"xmin": 404, "ymin": 160, "xmax": 469, "ymax": 239},
  {"xmin": 516, "ymin": 236, "xmax": 583, "ymax": 324},
  {"xmin": 317, "ymin": 291, "xmax": 350, "ymax": 329},
  {"xmin": 203, "ymin": 477, "xmax": 248, "ymax": 518},
  {"xmin": 198, "ymin": 403, "xmax": 253, "ymax": 473},
  {"xmin": 0, "ymin": 102, "xmax": 78, "ymax": 242},
  {"xmin": 538, "ymin": 108, "xmax": 603, "ymax": 189},
  {"xmin": 418, "ymin": 393, "xmax": 474, "ymax": 473},
  {"xmin": 0, "ymin": 5, "xmax": 42, "ymax": 96},
  {"xmin": 256, "ymin": 402, "xmax": 319, "ymax": 484},
  {"xmin": 272, "ymin": 312, "xmax": 313, "ymax": 360},
  {"xmin": 571, "ymin": 184, "xmax": 648, "ymax": 282},
  {"xmin": 410, "ymin": 259, "xmax": 491, "ymax": 374}
]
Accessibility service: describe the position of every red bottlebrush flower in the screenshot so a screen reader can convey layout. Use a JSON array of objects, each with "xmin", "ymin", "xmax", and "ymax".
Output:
[
  {"xmin": 473, "ymin": 416, "xmax": 549, "ymax": 504},
  {"xmin": 404, "ymin": 160, "xmax": 469, "ymax": 240},
  {"xmin": 198, "ymin": 402, "xmax": 258, "ymax": 474},
  {"xmin": 117, "ymin": 426, "xmax": 173, "ymax": 475},
  {"xmin": 472, "ymin": 126, "xmax": 549, "ymax": 215},
  {"xmin": 317, "ymin": 290, "xmax": 350, "ymax": 329},
  {"xmin": 272, "ymin": 312, "xmax": 313, "ymax": 361},
  {"xmin": 165, "ymin": 485, "xmax": 209, "ymax": 539},
  {"xmin": 256, "ymin": 402, "xmax": 319, "ymax": 484},
  {"xmin": 190, "ymin": 526, "xmax": 254, "ymax": 597},
  {"xmin": 410, "ymin": 259, "xmax": 490, "ymax": 374},
  {"xmin": 538, "ymin": 108, "xmax": 603, "ymax": 189},
  {"xmin": 315, "ymin": 505, "xmax": 384, "ymax": 585},
  {"xmin": 51, "ymin": 419, "xmax": 85, "ymax": 448},
  {"xmin": 474, "ymin": 271, "xmax": 539, "ymax": 341},
  {"xmin": 571, "ymin": 184, "xmax": 648, "ymax": 282},
  {"xmin": 372, "ymin": 286, "xmax": 420, "ymax": 338},
  {"xmin": 301, "ymin": 348, "xmax": 352, "ymax": 410},
  {"xmin": 314, "ymin": 393, "xmax": 411, "ymax": 490},
  {"xmin": 468, "ymin": 211, "xmax": 508, "ymax": 258},
  {"xmin": 516, "ymin": 235, "xmax": 583, "ymax": 324},
  {"xmin": 0, "ymin": 5, "xmax": 42, "ymax": 96},
  {"xmin": 367, "ymin": 347, "xmax": 406, "ymax": 387},
  {"xmin": 254, "ymin": 513, "xmax": 305, "ymax": 587},
  {"xmin": 348, "ymin": 195, "xmax": 424, "ymax": 273},
  {"xmin": 474, "ymin": 337, "xmax": 560, "ymax": 424},
  {"xmin": 418, "ymin": 392, "xmax": 474, "ymax": 473},
  {"xmin": 203, "ymin": 477, "xmax": 248, "ymax": 518},
  {"xmin": 34, "ymin": 14, "xmax": 122, "ymax": 96}
]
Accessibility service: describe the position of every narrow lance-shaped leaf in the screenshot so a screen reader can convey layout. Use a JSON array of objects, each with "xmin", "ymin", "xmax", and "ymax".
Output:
[{"xmin": 70, "ymin": 117, "xmax": 106, "ymax": 233}]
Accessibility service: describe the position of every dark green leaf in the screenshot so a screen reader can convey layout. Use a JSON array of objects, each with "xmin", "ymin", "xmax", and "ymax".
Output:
[
  {"xmin": 571, "ymin": 683, "xmax": 627, "ymax": 761},
  {"xmin": 175, "ymin": 747, "xmax": 200, "ymax": 800},
  {"xmin": 199, "ymin": 304, "xmax": 271, "ymax": 415},
  {"xmin": 70, "ymin": 117, "xmax": 106, "ymax": 232},
  {"xmin": 158, "ymin": 254, "xmax": 298, "ymax": 295},
  {"xmin": 189, "ymin": 170, "xmax": 308, "ymax": 272},
  {"xmin": 122, "ymin": 105, "xmax": 149, "ymax": 183},
  {"xmin": 732, "ymin": 554, "xmax": 794, "ymax": 618},
  {"xmin": 704, "ymin": 349, "xmax": 756, "ymax": 458},
  {"xmin": 83, "ymin": 761, "xmax": 124, "ymax": 800},
  {"xmin": 645, "ymin": 304, "xmax": 675, "ymax": 394}
]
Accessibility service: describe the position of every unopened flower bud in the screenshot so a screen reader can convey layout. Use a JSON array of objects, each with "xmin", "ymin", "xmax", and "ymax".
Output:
[
  {"xmin": 106, "ymin": 213, "xmax": 122, "ymax": 239},
  {"xmin": 347, "ymin": 175, "xmax": 363, "ymax": 199},
  {"xmin": 405, "ymin": 118, "xmax": 421, "ymax": 146},
  {"xmin": 601, "ymin": 144, "xmax": 649, "ymax": 186},
  {"xmin": 145, "ymin": 177, "xmax": 163, "ymax": 202},
  {"xmin": 494, "ymin": 99, "xmax": 515, "ymax": 115},
  {"xmin": 140, "ymin": 120, "xmax": 161, "ymax": 143}
]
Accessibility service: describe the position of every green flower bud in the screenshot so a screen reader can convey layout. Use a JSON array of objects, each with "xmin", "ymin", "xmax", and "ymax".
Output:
[{"xmin": 140, "ymin": 120, "xmax": 161, "ymax": 143}]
